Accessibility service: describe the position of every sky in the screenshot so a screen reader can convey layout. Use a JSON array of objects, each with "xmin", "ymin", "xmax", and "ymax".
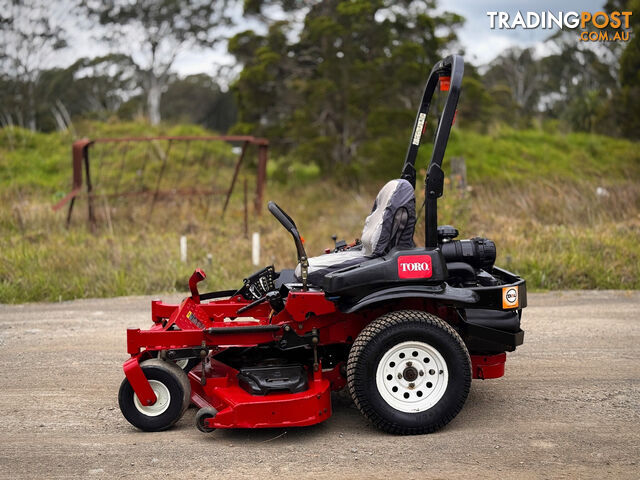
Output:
[
  {"xmin": 59, "ymin": 0, "xmax": 608, "ymax": 78},
  {"xmin": 442, "ymin": 0, "xmax": 606, "ymax": 64}
]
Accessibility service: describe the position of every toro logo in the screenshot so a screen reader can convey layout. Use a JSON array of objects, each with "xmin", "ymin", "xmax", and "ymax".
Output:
[{"xmin": 398, "ymin": 255, "xmax": 433, "ymax": 279}]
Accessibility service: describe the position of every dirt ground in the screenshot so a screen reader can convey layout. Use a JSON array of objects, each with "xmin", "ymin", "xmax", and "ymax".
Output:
[{"xmin": 0, "ymin": 290, "xmax": 639, "ymax": 479}]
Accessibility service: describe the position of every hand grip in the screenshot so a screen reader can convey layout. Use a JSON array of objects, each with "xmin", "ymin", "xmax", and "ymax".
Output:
[
  {"xmin": 268, "ymin": 201, "xmax": 295, "ymax": 232},
  {"xmin": 267, "ymin": 201, "xmax": 308, "ymax": 289},
  {"xmin": 189, "ymin": 268, "xmax": 207, "ymax": 302}
]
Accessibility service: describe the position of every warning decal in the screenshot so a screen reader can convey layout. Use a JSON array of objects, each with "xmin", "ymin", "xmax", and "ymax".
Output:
[
  {"xmin": 186, "ymin": 310, "xmax": 205, "ymax": 329},
  {"xmin": 412, "ymin": 113, "xmax": 427, "ymax": 146},
  {"xmin": 502, "ymin": 286, "xmax": 519, "ymax": 309}
]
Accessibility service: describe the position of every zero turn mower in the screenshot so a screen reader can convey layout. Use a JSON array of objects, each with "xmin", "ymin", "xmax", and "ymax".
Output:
[{"xmin": 118, "ymin": 55, "xmax": 526, "ymax": 435}]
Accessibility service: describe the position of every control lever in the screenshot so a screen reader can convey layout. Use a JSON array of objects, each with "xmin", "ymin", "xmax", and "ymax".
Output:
[
  {"xmin": 236, "ymin": 291, "xmax": 285, "ymax": 315},
  {"xmin": 299, "ymin": 256, "xmax": 309, "ymax": 291},
  {"xmin": 266, "ymin": 291, "xmax": 285, "ymax": 313},
  {"xmin": 330, "ymin": 234, "xmax": 348, "ymax": 252},
  {"xmin": 236, "ymin": 295, "xmax": 268, "ymax": 315},
  {"xmin": 267, "ymin": 201, "xmax": 309, "ymax": 291}
]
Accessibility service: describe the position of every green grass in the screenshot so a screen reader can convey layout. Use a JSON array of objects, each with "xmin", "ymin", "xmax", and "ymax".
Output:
[
  {"xmin": 0, "ymin": 121, "xmax": 238, "ymax": 199},
  {"xmin": 444, "ymin": 126, "xmax": 640, "ymax": 185},
  {"xmin": 504, "ymin": 224, "xmax": 640, "ymax": 290},
  {"xmin": 1, "ymin": 121, "xmax": 639, "ymax": 303}
]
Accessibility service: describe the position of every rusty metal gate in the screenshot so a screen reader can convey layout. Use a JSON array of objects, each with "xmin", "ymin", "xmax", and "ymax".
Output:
[{"xmin": 53, "ymin": 135, "xmax": 268, "ymax": 229}]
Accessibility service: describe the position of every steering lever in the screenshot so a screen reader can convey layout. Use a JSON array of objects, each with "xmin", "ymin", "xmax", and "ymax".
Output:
[
  {"xmin": 236, "ymin": 295, "xmax": 268, "ymax": 315},
  {"xmin": 267, "ymin": 201, "xmax": 310, "ymax": 291}
]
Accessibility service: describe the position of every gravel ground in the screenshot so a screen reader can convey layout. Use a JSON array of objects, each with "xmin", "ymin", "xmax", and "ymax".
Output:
[{"xmin": 0, "ymin": 290, "xmax": 639, "ymax": 479}]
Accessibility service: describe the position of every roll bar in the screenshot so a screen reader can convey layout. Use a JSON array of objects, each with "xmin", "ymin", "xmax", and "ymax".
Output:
[{"xmin": 400, "ymin": 55, "xmax": 464, "ymax": 248}]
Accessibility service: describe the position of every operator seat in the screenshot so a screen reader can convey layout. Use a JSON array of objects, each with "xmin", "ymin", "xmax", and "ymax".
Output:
[{"xmin": 295, "ymin": 179, "xmax": 416, "ymax": 285}]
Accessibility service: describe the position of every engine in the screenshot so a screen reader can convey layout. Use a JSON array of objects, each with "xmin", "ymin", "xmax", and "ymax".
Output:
[{"xmin": 437, "ymin": 225, "xmax": 497, "ymax": 286}]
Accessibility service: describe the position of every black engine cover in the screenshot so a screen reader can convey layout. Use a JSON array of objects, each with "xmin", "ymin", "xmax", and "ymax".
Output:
[{"xmin": 322, "ymin": 247, "xmax": 446, "ymax": 296}]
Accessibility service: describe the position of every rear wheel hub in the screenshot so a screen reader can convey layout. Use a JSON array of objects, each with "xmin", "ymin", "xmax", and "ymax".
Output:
[
  {"xmin": 403, "ymin": 366, "xmax": 418, "ymax": 382},
  {"xmin": 376, "ymin": 341, "xmax": 449, "ymax": 413}
]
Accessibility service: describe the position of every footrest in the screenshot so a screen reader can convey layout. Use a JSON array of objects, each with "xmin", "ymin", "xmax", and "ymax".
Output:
[{"xmin": 237, "ymin": 364, "xmax": 309, "ymax": 395}]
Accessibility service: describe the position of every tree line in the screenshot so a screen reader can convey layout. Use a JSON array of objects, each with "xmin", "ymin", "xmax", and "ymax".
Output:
[{"xmin": 1, "ymin": 0, "xmax": 638, "ymax": 172}]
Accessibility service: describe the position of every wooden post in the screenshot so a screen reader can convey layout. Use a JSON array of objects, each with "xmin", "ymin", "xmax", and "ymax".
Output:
[
  {"xmin": 243, "ymin": 177, "xmax": 248, "ymax": 239},
  {"xmin": 83, "ymin": 143, "xmax": 96, "ymax": 231},
  {"xmin": 255, "ymin": 143, "xmax": 268, "ymax": 215},
  {"xmin": 450, "ymin": 156, "xmax": 467, "ymax": 193},
  {"xmin": 65, "ymin": 139, "xmax": 92, "ymax": 227},
  {"xmin": 222, "ymin": 141, "xmax": 248, "ymax": 218}
]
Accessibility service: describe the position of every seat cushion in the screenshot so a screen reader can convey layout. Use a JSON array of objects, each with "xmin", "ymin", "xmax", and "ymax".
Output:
[
  {"xmin": 361, "ymin": 179, "xmax": 416, "ymax": 256},
  {"xmin": 294, "ymin": 249, "xmax": 368, "ymax": 285},
  {"xmin": 295, "ymin": 179, "xmax": 416, "ymax": 285}
]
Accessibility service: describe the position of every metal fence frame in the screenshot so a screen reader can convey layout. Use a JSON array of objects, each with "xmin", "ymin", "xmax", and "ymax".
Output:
[{"xmin": 53, "ymin": 135, "xmax": 268, "ymax": 229}]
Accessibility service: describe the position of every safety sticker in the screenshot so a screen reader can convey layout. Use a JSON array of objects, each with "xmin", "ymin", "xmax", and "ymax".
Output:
[
  {"xmin": 186, "ymin": 310, "xmax": 205, "ymax": 329},
  {"xmin": 412, "ymin": 113, "xmax": 427, "ymax": 145},
  {"xmin": 502, "ymin": 286, "xmax": 519, "ymax": 309}
]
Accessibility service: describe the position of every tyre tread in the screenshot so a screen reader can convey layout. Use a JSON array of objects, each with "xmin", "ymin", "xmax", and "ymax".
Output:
[{"xmin": 347, "ymin": 310, "xmax": 471, "ymax": 435}]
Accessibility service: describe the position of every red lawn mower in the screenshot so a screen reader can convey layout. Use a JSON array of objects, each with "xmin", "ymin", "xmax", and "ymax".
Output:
[{"xmin": 118, "ymin": 55, "xmax": 526, "ymax": 435}]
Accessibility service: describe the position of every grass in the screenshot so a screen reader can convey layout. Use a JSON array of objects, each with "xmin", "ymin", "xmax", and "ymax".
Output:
[
  {"xmin": 444, "ymin": 126, "xmax": 640, "ymax": 185},
  {"xmin": 1, "ymin": 121, "xmax": 639, "ymax": 303}
]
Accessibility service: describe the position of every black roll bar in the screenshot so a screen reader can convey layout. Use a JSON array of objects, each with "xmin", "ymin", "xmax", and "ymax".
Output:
[{"xmin": 400, "ymin": 55, "xmax": 464, "ymax": 248}]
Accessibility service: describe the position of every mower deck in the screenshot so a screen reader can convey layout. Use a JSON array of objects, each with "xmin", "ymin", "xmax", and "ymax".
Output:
[{"xmin": 188, "ymin": 359, "xmax": 332, "ymax": 429}]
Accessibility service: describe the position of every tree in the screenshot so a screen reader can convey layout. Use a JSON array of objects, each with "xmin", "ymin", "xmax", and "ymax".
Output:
[
  {"xmin": 607, "ymin": 0, "xmax": 640, "ymax": 139},
  {"xmin": 537, "ymin": 30, "xmax": 618, "ymax": 133},
  {"xmin": 230, "ymin": 0, "xmax": 463, "ymax": 178},
  {"xmin": 161, "ymin": 74, "xmax": 237, "ymax": 131},
  {"xmin": 456, "ymin": 64, "xmax": 493, "ymax": 131},
  {"xmin": 518, "ymin": 2, "xmax": 637, "ymax": 138},
  {"xmin": 37, "ymin": 54, "xmax": 140, "ymax": 130},
  {"xmin": 0, "ymin": 54, "xmax": 141, "ymax": 132},
  {"xmin": 483, "ymin": 47, "xmax": 543, "ymax": 127},
  {"xmin": 0, "ymin": 0, "xmax": 69, "ymax": 130},
  {"xmin": 83, "ymin": 0, "xmax": 235, "ymax": 125}
]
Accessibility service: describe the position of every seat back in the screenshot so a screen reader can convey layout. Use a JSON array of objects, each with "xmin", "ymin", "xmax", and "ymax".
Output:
[{"xmin": 361, "ymin": 179, "xmax": 416, "ymax": 256}]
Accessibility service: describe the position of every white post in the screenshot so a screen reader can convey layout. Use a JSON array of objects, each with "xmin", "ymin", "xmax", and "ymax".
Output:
[
  {"xmin": 180, "ymin": 236, "xmax": 187, "ymax": 263},
  {"xmin": 252, "ymin": 232, "xmax": 260, "ymax": 266}
]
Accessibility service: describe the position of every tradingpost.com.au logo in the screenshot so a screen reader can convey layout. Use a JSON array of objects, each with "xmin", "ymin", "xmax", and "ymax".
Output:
[{"xmin": 487, "ymin": 10, "xmax": 633, "ymax": 42}]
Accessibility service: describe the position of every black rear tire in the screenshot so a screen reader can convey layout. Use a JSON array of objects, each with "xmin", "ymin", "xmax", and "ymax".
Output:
[
  {"xmin": 347, "ymin": 310, "xmax": 471, "ymax": 435},
  {"xmin": 118, "ymin": 359, "xmax": 191, "ymax": 432}
]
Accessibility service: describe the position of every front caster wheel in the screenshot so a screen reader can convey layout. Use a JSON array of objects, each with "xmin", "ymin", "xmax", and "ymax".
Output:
[
  {"xmin": 347, "ymin": 310, "xmax": 471, "ymax": 435},
  {"xmin": 151, "ymin": 350, "xmax": 200, "ymax": 373},
  {"xmin": 195, "ymin": 407, "xmax": 218, "ymax": 433},
  {"xmin": 118, "ymin": 359, "xmax": 191, "ymax": 432}
]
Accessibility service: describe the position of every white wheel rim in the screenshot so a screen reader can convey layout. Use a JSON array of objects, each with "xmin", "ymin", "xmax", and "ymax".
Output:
[
  {"xmin": 375, "ymin": 340, "xmax": 448, "ymax": 413},
  {"xmin": 175, "ymin": 358, "xmax": 189, "ymax": 370},
  {"xmin": 133, "ymin": 380, "xmax": 171, "ymax": 417}
]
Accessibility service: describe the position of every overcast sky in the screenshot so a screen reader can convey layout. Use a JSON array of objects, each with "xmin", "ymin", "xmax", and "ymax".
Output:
[
  {"xmin": 61, "ymin": 0, "xmax": 607, "ymax": 78},
  {"xmin": 443, "ymin": 0, "xmax": 606, "ymax": 64}
]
